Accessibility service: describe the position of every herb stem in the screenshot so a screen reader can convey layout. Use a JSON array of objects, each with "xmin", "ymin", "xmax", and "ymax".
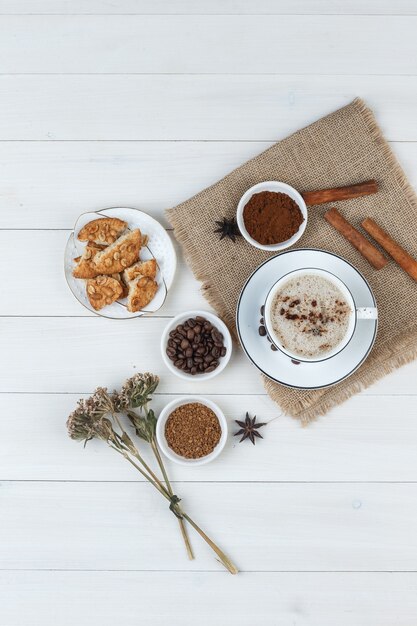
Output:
[
  {"xmin": 151, "ymin": 439, "xmax": 194, "ymax": 561},
  {"xmin": 181, "ymin": 512, "xmax": 238, "ymax": 575},
  {"xmin": 109, "ymin": 443, "xmax": 170, "ymax": 499}
]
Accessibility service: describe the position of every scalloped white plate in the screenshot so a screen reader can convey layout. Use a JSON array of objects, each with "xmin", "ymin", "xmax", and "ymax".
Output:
[{"xmin": 64, "ymin": 207, "xmax": 177, "ymax": 319}]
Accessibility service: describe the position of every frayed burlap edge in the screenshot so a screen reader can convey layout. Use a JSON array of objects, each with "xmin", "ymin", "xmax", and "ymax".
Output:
[
  {"xmin": 166, "ymin": 98, "xmax": 417, "ymax": 422},
  {"xmin": 263, "ymin": 325, "xmax": 417, "ymax": 425}
]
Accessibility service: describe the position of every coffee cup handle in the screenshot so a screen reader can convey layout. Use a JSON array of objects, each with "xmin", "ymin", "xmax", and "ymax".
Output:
[{"xmin": 356, "ymin": 307, "xmax": 378, "ymax": 320}]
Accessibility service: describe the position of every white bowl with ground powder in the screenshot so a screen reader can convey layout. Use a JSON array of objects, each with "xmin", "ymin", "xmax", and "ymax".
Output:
[
  {"xmin": 156, "ymin": 396, "xmax": 228, "ymax": 466},
  {"xmin": 236, "ymin": 181, "xmax": 308, "ymax": 252},
  {"xmin": 264, "ymin": 268, "xmax": 377, "ymax": 363}
]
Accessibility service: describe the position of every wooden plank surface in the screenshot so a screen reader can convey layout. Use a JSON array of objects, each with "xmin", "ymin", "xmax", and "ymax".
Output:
[
  {"xmin": 1, "ymin": 393, "xmax": 416, "ymax": 482},
  {"xmin": 1, "ymin": 0, "xmax": 417, "ymax": 15},
  {"xmin": 1, "ymin": 481, "xmax": 417, "ymax": 571},
  {"xmin": 0, "ymin": 230, "xmax": 207, "ymax": 316},
  {"xmin": 0, "ymin": 15, "xmax": 416, "ymax": 74},
  {"xmin": 0, "ymin": 141, "xmax": 416, "ymax": 229},
  {"xmin": 2, "ymin": 2, "xmax": 416, "ymax": 623},
  {"xmin": 0, "ymin": 75, "xmax": 416, "ymax": 140},
  {"xmin": 2, "ymin": 316, "xmax": 417, "ymax": 395},
  {"xmin": 1, "ymin": 571, "xmax": 416, "ymax": 626}
]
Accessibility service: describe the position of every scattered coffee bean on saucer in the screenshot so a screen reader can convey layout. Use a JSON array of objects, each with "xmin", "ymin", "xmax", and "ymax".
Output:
[{"xmin": 259, "ymin": 304, "xmax": 279, "ymax": 351}]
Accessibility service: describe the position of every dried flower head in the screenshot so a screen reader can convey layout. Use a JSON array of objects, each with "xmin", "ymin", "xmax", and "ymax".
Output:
[
  {"xmin": 128, "ymin": 407, "xmax": 157, "ymax": 443},
  {"xmin": 113, "ymin": 372, "xmax": 159, "ymax": 411},
  {"xmin": 66, "ymin": 387, "xmax": 115, "ymax": 445}
]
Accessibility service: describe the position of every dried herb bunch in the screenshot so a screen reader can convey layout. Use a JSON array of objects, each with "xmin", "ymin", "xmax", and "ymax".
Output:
[{"xmin": 67, "ymin": 373, "xmax": 238, "ymax": 574}]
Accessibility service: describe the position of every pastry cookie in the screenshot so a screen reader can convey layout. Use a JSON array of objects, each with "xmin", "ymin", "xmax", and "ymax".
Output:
[
  {"xmin": 86, "ymin": 275, "xmax": 123, "ymax": 311},
  {"xmin": 127, "ymin": 275, "xmax": 158, "ymax": 312},
  {"xmin": 72, "ymin": 244, "xmax": 103, "ymax": 279},
  {"xmin": 123, "ymin": 259, "xmax": 157, "ymax": 283},
  {"xmin": 78, "ymin": 217, "xmax": 127, "ymax": 246},
  {"xmin": 93, "ymin": 229, "xmax": 142, "ymax": 275},
  {"xmin": 111, "ymin": 273, "xmax": 129, "ymax": 299}
]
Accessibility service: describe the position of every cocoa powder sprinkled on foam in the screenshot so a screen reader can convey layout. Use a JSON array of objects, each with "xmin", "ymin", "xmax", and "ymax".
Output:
[{"xmin": 165, "ymin": 402, "xmax": 221, "ymax": 459}]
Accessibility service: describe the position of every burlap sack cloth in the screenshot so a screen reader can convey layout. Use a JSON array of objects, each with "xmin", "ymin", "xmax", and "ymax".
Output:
[{"xmin": 167, "ymin": 98, "xmax": 417, "ymax": 423}]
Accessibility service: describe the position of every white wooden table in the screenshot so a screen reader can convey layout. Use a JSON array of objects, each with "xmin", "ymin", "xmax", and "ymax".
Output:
[{"xmin": 1, "ymin": 1, "xmax": 417, "ymax": 624}]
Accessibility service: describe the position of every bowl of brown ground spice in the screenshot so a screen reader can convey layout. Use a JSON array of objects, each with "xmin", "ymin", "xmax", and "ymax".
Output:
[
  {"xmin": 156, "ymin": 396, "xmax": 228, "ymax": 466},
  {"xmin": 236, "ymin": 181, "xmax": 307, "ymax": 251}
]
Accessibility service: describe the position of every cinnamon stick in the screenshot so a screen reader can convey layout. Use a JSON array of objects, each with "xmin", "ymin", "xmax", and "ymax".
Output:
[
  {"xmin": 302, "ymin": 180, "xmax": 378, "ymax": 206},
  {"xmin": 362, "ymin": 217, "xmax": 417, "ymax": 281},
  {"xmin": 324, "ymin": 208, "xmax": 388, "ymax": 270}
]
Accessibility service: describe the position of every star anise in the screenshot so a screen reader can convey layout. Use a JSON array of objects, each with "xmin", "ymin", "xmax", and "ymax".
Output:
[
  {"xmin": 214, "ymin": 217, "xmax": 241, "ymax": 242},
  {"xmin": 234, "ymin": 412, "xmax": 266, "ymax": 445}
]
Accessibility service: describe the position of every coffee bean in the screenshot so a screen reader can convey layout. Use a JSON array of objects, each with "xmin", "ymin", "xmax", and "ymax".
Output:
[
  {"xmin": 188, "ymin": 318, "xmax": 197, "ymax": 327},
  {"xmin": 186, "ymin": 358, "xmax": 194, "ymax": 369},
  {"xmin": 174, "ymin": 359, "xmax": 184, "ymax": 367},
  {"xmin": 195, "ymin": 316, "xmax": 206, "ymax": 323},
  {"xmin": 194, "ymin": 324, "xmax": 201, "ymax": 334},
  {"xmin": 194, "ymin": 356, "xmax": 203, "ymax": 364},
  {"xmin": 221, "ymin": 346, "xmax": 227, "ymax": 357},
  {"xmin": 187, "ymin": 329, "xmax": 195, "ymax": 341},
  {"xmin": 191, "ymin": 366, "xmax": 197, "ymax": 375},
  {"xmin": 211, "ymin": 347, "xmax": 220, "ymax": 358},
  {"xmin": 180, "ymin": 339, "xmax": 189, "ymax": 350},
  {"xmin": 211, "ymin": 329, "xmax": 223, "ymax": 343},
  {"xmin": 258, "ymin": 325, "xmax": 266, "ymax": 336},
  {"xmin": 185, "ymin": 348, "xmax": 193, "ymax": 358},
  {"xmin": 205, "ymin": 365, "xmax": 216, "ymax": 373},
  {"xmin": 204, "ymin": 354, "xmax": 214, "ymax": 363}
]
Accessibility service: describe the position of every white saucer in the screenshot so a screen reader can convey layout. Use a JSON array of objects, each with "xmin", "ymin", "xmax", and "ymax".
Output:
[
  {"xmin": 64, "ymin": 207, "xmax": 177, "ymax": 319},
  {"xmin": 236, "ymin": 249, "xmax": 377, "ymax": 389}
]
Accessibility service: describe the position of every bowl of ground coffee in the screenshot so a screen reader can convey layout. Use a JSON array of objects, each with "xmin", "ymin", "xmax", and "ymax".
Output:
[
  {"xmin": 236, "ymin": 181, "xmax": 307, "ymax": 251},
  {"xmin": 156, "ymin": 396, "xmax": 228, "ymax": 466}
]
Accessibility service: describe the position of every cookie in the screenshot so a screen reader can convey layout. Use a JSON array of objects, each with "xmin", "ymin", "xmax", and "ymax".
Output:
[
  {"xmin": 78, "ymin": 217, "xmax": 128, "ymax": 246},
  {"xmin": 72, "ymin": 244, "xmax": 102, "ymax": 279},
  {"xmin": 127, "ymin": 275, "xmax": 158, "ymax": 312},
  {"xmin": 123, "ymin": 259, "xmax": 157, "ymax": 283},
  {"xmin": 93, "ymin": 229, "xmax": 142, "ymax": 275},
  {"xmin": 111, "ymin": 273, "xmax": 129, "ymax": 298},
  {"xmin": 86, "ymin": 275, "xmax": 123, "ymax": 311}
]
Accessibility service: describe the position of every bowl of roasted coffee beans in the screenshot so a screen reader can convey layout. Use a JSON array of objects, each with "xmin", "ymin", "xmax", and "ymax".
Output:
[
  {"xmin": 161, "ymin": 310, "xmax": 232, "ymax": 380},
  {"xmin": 156, "ymin": 396, "xmax": 228, "ymax": 466}
]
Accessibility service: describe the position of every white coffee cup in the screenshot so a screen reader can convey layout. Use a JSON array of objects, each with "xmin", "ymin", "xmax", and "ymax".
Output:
[{"xmin": 264, "ymin": 268, "xmax": 377, "ymax": 363}]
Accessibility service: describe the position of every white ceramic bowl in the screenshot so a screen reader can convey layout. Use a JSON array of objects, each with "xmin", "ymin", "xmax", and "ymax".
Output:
[
  {"xmin": 156, "ymin": 396, "xmax": 228, "ymax": 466},
  {"xmin": 236, "ymin": 181, "xmax": 308, "ymax": 252},
  {"xmin": 160, "ymin": 310, "xmax": 232, "ymax": 381}
]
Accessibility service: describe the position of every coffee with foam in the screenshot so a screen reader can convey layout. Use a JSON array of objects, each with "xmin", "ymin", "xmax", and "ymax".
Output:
[{"xmin": 270, "ymin": 273, "xmax": 352, "ymax": 359}]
